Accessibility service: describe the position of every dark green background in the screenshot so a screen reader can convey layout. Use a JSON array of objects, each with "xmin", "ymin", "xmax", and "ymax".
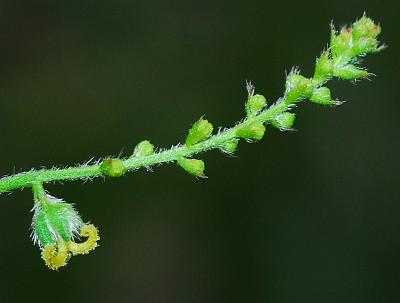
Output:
[{"xmin": 0, "ymin": 0, "xmax": 399, "ymax": 302}]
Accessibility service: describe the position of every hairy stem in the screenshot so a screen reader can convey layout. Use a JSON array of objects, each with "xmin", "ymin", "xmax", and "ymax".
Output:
[
  {"xmin": 0, "ymin": 99, "xmax": 288, "ymax": 192},
  {"xmin": 0, "ymin": 15, "xmax": 383, "ymax": 194}
]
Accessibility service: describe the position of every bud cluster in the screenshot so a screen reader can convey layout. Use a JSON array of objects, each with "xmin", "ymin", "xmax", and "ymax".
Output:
[{"xmin": 330, "ymin": 15, "xmax": 382, "ymax": 80}]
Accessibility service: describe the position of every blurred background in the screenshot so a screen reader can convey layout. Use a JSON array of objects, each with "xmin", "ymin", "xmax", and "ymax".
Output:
[{"xmin": 0, "ymin": 0, "xmax": 399, "ymax": 302}]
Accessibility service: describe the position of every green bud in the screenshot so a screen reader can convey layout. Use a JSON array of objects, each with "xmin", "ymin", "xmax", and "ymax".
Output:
[
  {"xmin": 334, "ymin": 65, "xmax": 369, "ymax": 80},
  {"xmin": 133, "ymin": 140, "xmax": 154, "ymax": 158},
  {"xmin": 246, "ymin": 94, "xmax": 267, "ymax": 117},
  {"xmin": 185, "ymin": 118, "xmax": 213, "ymax": 146},
  {"xmin": 236, "ymin": 122, "xmax": 265, "ymax": 141},
  {"xmin": 309, "ymin": 87, "xmax": 333, "ymax": 105},
  {"xmin": 271, "ymin": 112, "xmax": 296, "ymax": 130},
  {"xmin": 285, "ymin": 73, "xmax": 313, "ymax": 102},
  {"xmin": 32, "ymin": 196, "xmax": 83, "ymax": 247},
  {"xmin": 314, "ymin": 51, "xmax": 333, "ymax": 82},
  {"xmin": 352, "ymin": 16, "xmax": 381, "ymax": 41},
  {"xmin": 331, "ymin": 28, "xmax": 352, "ymax": 59},
  {"xmin": 219, "ymin": 138, "xmax": 239, "ymax": 154},
  {"xmin": 351, "ymin": 38, "xmax": 380, "ymax": 56},
  {"xmin": 100, "ymin": 158, "xmax": 126, "ymax": 177},
  {"xmin": 177, "ymin": 157, "xmax": 205, "ymax": 177}
]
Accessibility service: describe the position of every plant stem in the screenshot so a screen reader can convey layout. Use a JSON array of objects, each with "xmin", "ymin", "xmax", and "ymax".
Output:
[
  {"xmin": 32, "ymin": 182, "xmax": 47, "ymax": 205},
  {"xmin": 0, "ymin": 15, "xmax": 383, "ymax": 194},
  {"xmin": 0, "ymin": 98, "xmax": 290, "ymax": 193}
]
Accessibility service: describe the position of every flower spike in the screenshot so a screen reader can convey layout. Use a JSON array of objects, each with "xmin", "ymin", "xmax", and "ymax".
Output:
[{"xmin": 0, "ymin": 15, "xmax": 383, "ymax": 271}]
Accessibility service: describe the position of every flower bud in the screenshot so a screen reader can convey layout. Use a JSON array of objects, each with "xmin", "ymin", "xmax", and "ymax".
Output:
[
  {"xmin": 350, "ymin": 38, "xmax": 380, "ymax": 56},
  {"xmin": 133, "ymin": 140, "xmax": 154, "ymax": 158},
  {"xmin": 177, "ymin": 157, "xmax": 205, "ymax": 177},
  {"xmin": 185, "ymin": 118, "xmax": 213, "ymax": 146},
  {"xmin": 219, "ymin": 138, "xmax": 239, "ymax": 154},
  {"xmin": 352, "ymin": 16, "xmax": 381, "ymax": 41},
  {"xmin": 246, "ymin": 94, "xmax": 267, "ymax": 117},
  {"xmin": 271, "ymin": 112, "xmax": 296, "ymax": 130},
  {"xmin": 314, "ymin": 51, "xmax": 333, "ymax": 82},
  {"xmin": 236, "ymin": 122, "xmax": 265, "ymax": 141},
  {"xmin": 335, "ymin": 28, "xmax": 352, "ymax": 57},
  {"xmin": 309, "ymin": 87, "xmax": 333, "ymax": 105},
  {"xmin": 333, "ymin": 65, "xmax": 368, "ymax": 80},
  {"xmin": 285, "ymin": 73, "xmax": 313, "ymax": 102},
  {"xmin": 100, "ymin": 158, "xmax": 126, "ymax": 177}
]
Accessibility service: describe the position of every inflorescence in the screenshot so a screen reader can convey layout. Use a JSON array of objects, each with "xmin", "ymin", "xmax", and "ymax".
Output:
[{"xmin": 0, "ymin": 15, "xmax": 384, "ymax": 270}]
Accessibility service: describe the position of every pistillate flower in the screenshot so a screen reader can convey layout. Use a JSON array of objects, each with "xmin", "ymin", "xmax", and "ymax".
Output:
[{"xmin": 31, "ymin": 191, "xmax": 99, "ymax": 270}]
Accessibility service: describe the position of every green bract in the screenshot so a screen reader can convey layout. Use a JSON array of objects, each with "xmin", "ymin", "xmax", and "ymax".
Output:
[
  {"xmin": 310, "ymin": 87, "xmax": 333, "ymax": 105},
  {"xmin": 177, "ymin": 157, "xmax": 205, "ymax": 177},
  {"xmin": 271, "ymin": 112, "xmax": 296, "ymax": 130},
  {"xmin": 246, "ymin": 94, "xmax": 267, "ymax": 117},
  {"xmin": 314, "ymin": 51, "xmax": 333, "ymax": 82},
  {"xmin": 32, "ymin": 196, "xmax": 83, "ymax": 247},
  {"xmin": 236, "ymin": 122, "xmax": 266, "ymax": 141},
  {"xmin": 352, "ymin": 16, "xmax": 381, "ymax": 41},
  {"xmin": 100, "ymin": 158, "xmax": 127, "ymax": 177},
  {"xmin": 219, "ymin": 139, "xmax": 239, "ymax": 154},
  {"xmin": 133, "ymin": 140, "xmax": 154, "ymax": 158},
  {"xmin": 185, "ymin": 118, "xmax": 213, "ymax": 146},
  {"xmin": 333, "ymin": 65, "xmax": 369, "ymax": 80},
  {"xmin": 285, "ymin": 73, "xmax": 313, "ymax": 102}
]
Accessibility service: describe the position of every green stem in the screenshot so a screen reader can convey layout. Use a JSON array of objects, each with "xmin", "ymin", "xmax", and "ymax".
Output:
[
  {"xmin": 32, "ymin": 182, "xmax": 47, "ymax": 205},
  {"xmin": 0, "ymin": 15, "xmax": 383, "ymax": 194},
  {"xmin": 0, "ymin": 98, "xmax": 290, "ymax": 193}
]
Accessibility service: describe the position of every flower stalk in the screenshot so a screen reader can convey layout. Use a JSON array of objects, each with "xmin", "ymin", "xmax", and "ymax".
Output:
[{"xmin": 0, "ymin": 15, "xmax": 384, "ymax": 270}]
